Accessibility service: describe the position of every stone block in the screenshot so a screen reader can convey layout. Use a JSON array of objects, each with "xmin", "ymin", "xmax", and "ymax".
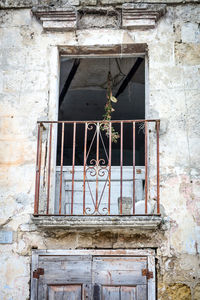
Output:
[
  {"xmin": 158, "ymin": 283, "xmax": 191, "ymax": 300},
  {"xmin": 194, "ymin": 284, "xmax": 200, "ymax": 300},
  {"xmin": 0, "ymin": 231, "xmax": 13, "ymax": 244},
  {"xmin": 68, "ymin": 0, "xmax": 79, "ymax": 4},
  {"xmin": 80, "ymin": 0, "xmax": 97, "ymax": 5},
  {"xmin": 1, "ymin": 28, "xmax": 23, "ymax": 48},
  {"xmin": 78, "ymin": 13, "xmax": 119, "ymax": 29},
  {"xmin": 175, "ymin": 42, "xmax": 200, "ymax": 66},
  {"xmin": 100, "ymin": 0, "xmax": 133, "ymax": 4},
  {"xmin": 181, "ymin": 22, "xmax": 200, "ymax": 43},
  {"xmin": 0, "ymin": 72, "xmax": 3, "ymax": 93},
  {"xmin": 0, "ymin": 0, "xmax": 38, "ymax": 8}
]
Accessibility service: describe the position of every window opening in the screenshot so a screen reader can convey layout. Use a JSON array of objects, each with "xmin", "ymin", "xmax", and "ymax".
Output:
[
  {"xmin": 33, "ymin": 52, "xmax": 160, "ymax": 216},
  {"xmin": 57, "ymin": 57, "xmax": 145, "ymax": 167}
]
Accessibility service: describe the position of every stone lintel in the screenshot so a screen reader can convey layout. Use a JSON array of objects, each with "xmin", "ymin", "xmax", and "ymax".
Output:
[
  {"xmin": 32, "ymin": 6, "xmax": 77, "ymax": 31},
  {"xmin": 122, "ymin": 3, "xmax": 167, "ymax": 30},
  {"xmin": 32, "ymin": 215, "xmax": 162, "ymax": 229},
  {"xmin": 32, "ymin": 3, "xmax": 167, "ymax": 31}
]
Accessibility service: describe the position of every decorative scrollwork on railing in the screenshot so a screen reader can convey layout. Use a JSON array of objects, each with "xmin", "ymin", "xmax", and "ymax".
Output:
[
  {"xmin": 98, "ymin": 165, "xmax": 108, "ymax": 178},
  {"xmin": 86, "ymin": 166, "xmax": 97, "ymax": 177},
  {"xmin": 84, "ymin": 121, "xmax": 110, "ymax": 215},
  {"xmin": 87, "ymin": 122, "xmax": 97, "ymax": 131},
  {"xmin": 85, "ymin": 163, "xmax": 109, "ymax": 215}
]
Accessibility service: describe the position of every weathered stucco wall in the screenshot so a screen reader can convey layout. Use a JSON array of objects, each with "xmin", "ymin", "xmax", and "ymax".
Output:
[{"xmin": 0, "ymin": 1, "xmax": 200, "ymax": 299}]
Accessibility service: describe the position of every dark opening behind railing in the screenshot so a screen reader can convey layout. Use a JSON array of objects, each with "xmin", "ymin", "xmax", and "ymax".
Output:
[{"xmin": 34, "ymin": 120, "xmax": 160, "ymax": 216}]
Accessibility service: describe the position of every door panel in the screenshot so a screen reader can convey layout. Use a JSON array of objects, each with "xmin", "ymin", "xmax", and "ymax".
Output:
[
  {"xmin": 39, "ymin": 255, "xmax": 92, "ymax": 284},
  {"xmin": 93, "ymin": 256, "xmax": 147, "ymax": 285},
  {"xmin": 38, "ymin": 256, "xmax": 92, "ymax": 299},
  {"xmin": 102, "ymin": 286, "xmax": 120, "ymax": 300},
  {"xmin": 121, "ymin": 286, "xmax": 137, "ymax": 300},
  {"xmin": 102, "ymin": 285, "xmax": 140, "ymax": 300},
  {"xmin": 48, "ymin": 284, "xmax": 82, "ymax": 300},
  {"xmin": 137, "ymin": 285, "xmax": 147, "ymax": 300}
]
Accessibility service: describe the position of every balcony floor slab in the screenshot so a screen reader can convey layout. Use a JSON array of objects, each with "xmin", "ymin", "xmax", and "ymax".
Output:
[{"xmin": 32, "ymin": 215, "xmax": 162, "ymax": 230}]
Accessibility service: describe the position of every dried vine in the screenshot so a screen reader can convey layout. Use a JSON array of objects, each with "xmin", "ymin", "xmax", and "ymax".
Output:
[{"xmin": 101, "ymin": 71, "xmax": 120, "ymax": 143}]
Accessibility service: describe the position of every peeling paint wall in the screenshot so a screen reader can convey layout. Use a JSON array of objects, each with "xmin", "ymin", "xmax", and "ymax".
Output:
[{"xmin": 0, "ymin": 1, "xmax": 200, "ymax": 299}]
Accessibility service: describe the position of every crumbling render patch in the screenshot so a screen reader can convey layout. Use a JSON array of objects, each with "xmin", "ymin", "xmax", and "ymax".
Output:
[{"xmin": 158, "ymin": 283, "xmax": 192, "ymax": 300}]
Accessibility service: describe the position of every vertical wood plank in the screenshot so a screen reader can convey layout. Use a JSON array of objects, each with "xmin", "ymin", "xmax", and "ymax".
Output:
[
  {"xmin": 137, "ymin": 285, "xmax": 147, "ymax": 300},
  {"xmin": 102, "ymin": 286, "xmax": 120, "ymax": 300},
  {"xmin": 121, "ymin": 286, "xmax": 136, "ymax": 300},
  {"xmin": 148, "ymin": 255, "xmax": 156, "ymax": 300},
  {"xmin": 93, "ymin": 283, "xmax": 101, "ymax": 300},
  {"xmin": 31, "ymin": 252, "xmax": 39, "ymax": 300}
]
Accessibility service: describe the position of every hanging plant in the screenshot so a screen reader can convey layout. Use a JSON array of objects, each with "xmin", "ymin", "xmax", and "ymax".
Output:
[{"xmin": 101, "ymin": 71, "xmax": 120, "ymax": 143}]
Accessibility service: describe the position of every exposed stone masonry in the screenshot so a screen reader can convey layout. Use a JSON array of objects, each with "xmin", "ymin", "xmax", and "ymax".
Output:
[{"xmin": 0, "ymin": 0, "xmax": 200, "ymax": 299}]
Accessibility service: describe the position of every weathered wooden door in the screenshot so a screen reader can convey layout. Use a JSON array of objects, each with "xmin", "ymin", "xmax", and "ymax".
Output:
[{"xmin": 31, "ymin": 250, "xmax": 155, "ymax": 300}]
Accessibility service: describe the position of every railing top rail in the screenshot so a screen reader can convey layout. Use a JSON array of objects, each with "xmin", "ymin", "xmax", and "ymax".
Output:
[{"xmin": 37, "ymin": 119, "xmax": 160, "ymax": 124}]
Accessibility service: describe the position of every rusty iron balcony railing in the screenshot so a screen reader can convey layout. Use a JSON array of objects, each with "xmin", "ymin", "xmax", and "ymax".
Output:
[{"xmin": 34, "ymin": 120, "xmax": 160, "ymax": 216}]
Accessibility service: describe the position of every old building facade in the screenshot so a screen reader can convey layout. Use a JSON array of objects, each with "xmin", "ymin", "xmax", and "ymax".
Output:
[{"xmin": 0, "ymin": 0, "xmax": 200, "ymax": 299}]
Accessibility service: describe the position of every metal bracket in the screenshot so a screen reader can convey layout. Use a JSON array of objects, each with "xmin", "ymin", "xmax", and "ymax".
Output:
[
  {"xmin": 33, "ymin": 268, "xmax": 44, "ymax": 279},
  {"xmin": 142, "ymin": 268, "xmax": 153, "ymax": 279}
]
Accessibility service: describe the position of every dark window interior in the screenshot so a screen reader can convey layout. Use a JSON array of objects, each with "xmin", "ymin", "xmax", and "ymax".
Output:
[{"xmin": 57, "ymin": 57, "xmax": 145, "ymax": 166}]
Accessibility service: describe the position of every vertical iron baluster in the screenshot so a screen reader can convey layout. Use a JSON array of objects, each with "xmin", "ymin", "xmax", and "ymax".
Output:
[
  {"xmin": 156, "ymin": 120, "xmax": 160, "ymax": 214},
  {"xmin": 95, "ymin": 123, "xmax": 100, "ymax": 212},
  {"xmin": 59, "ymin": 122, "xmax": 65, "ymax": 215},
  {"xmin": 83, "ymin": 123, "xmax": 88, "ymax": 215},
  {"xmin": 120, "ymin": 122, "xmax": 123, "ymax": 215},
  {"xmin": 34, "ymin": 123, "xmax": 41, "ymax": 215},
  {"xmin": 108, "ymin": 122, "xmax": 112, "ymax": 215},
  {"xmin": 46, "ymin": 123, "xmax": 52, "ymax": 215},
  {"xmin": 133, "ymin": 122, "xmax": 135, "ymax": 215},
  {"xmin": 71, "ymin": 122, "xmax": 76, "ymax": 215},
  {"xmin": 145, "ymin": 121, "xmax": 148, "ymax": 214}
]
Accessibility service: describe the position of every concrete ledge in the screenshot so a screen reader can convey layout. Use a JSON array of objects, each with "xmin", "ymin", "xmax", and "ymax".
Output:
[{"xmin": 32, "ymin": 215, "xmax": 162, "ymax": 229}]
